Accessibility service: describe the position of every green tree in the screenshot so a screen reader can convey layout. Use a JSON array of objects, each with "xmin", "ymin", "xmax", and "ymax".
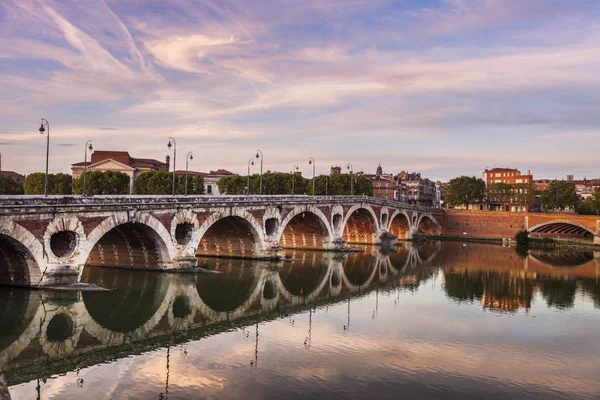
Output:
[
  {"xmin": 487, "ymin": 182, "xmax": 512, "ymax": 209},
  {"xmin": 133, "ymin": 171, "xmax": 172, "ymax": 195},
  {"xmin": 73, "ymin": 171, "xmax": 129, "ymax": 195},
  {"xmin": 186, "ymin": 175, "xmax": 205, "ymax": 195},
  {"xmin": 53, "ymin": 173, "xmax": 73, "ymax": 195},
  {"xmin": 23, "ymin": 173, "xmax": 49, "ymax": 195},
  {"xmin": 0, "ymin": 176, "xmax": 24, "ymax": 195},
  {"xmin": 218, "ymin": 174, "xmax": 249, "ymax": 195},
  {"xmin": 445, "ymin": 176, "xmax": 486, "ymax": 208},
  {"xmin": 511, "ymin": 182, "xmax": 535, "ymax": 208},
  {"xmin": 355, "ymin": 176, "xmax": 374, "ymax": 196},
  {"xmin": 576, "ymin": 188, "xmax": 600, "ymax": 216},
  {"xmin": 541, "ymin": 181, "xmax": 579, "ymax": 211}
]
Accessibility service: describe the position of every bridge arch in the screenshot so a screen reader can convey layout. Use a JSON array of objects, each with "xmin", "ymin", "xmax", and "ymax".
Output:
[
  {"xmin": 277, "ymin": 205, "xmax": 333, "ymax": 250},
  {"xmin": 81, "ymin": 213, "xmax": 175, "ymax": 271},
  {"xmin": 529, "ymin": 221, "xmax": 595, "ymax": 242},
  {"xmin": 416, "ymin": 214, "xmax": 442, "ymax": 236},
  {"xmin": 194, "ymin": 210, "xmax": 265, "ymax": 258},
  {"xmin": 388, "ymin": 210, "xmax": 411, "ymax": 240},
  {"xmin": 342, "ymin": 205, "xmax": 379, "ymax": 244},
  {"xmin": 0, "ymin": 219, "xmax": 43, "ymax": 286}
]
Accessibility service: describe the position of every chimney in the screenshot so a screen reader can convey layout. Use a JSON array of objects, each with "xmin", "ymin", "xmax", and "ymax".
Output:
[
  {"xmin": 527, "ymin": 170, "xmax": 530, "ymax": 176},
  {"xmin": 166, "ymin": 155, "xmax": 170, "ymax": 172}
]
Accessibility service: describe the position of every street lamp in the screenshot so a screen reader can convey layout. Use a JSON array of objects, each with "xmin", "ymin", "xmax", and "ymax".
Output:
[
  {"xmin": 291, "ymin": 164, "xmax": 299, "ymax": 196},
  {"xmin": 346, "ymin": 163, "xmax": 354, "ymax": 196},
  {"xmin": 308, "ymin": 157, "xmax": 316, "ymax": 195},
  {"xmin": 185, "ymin": 151, "xmax": 193, "ymax": 195},
  {"xmin": 38, "ymin": 118, "xmax": 50, "ymax": 197},
  {"xmin": 256, "ymin": 149, "xmax": 263, "ymax": 195},
  {"xmin": 167, "ymin": 137, "xmax": 176, "ymax": 195},
  {"xmin": 247, "ymin": 158, "xmax": 254, "ymax": 195},
  {"xmin": 83, "ymin": 140, "xmax": 93, "ymax": 196}
]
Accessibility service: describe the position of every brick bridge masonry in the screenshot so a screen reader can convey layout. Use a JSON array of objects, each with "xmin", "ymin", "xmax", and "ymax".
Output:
[
  {"xmin": 0, "ymin": 195, "xmax": 442, "ymax": 287},
  {"xmin": 441, "ymin": 210, "xmax": 600, "ymax": 245}
]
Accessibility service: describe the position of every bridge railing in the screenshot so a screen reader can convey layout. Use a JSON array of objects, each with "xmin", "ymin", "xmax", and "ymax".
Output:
[{"xmin": 0, "ymin": 195, "xmax": 443, "ymax": 215}]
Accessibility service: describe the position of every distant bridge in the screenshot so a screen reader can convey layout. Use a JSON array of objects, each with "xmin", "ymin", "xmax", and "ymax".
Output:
[{"xmin": 0, "ymin": 195, "xmax": 443, "ymax": 287}]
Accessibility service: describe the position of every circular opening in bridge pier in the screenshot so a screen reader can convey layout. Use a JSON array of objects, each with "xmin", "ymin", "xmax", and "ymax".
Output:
[
  {"xmin": 381, "ymin": 214, "xmax": 388, "ymax": 228},
  {"xmin": 263, "ymin": 280, "xmax": 276, "ymax": 300},
  {"xmin": 46, "ymin": 313, "xmax": 74, "ymax": 342},
  {"xmin": 175, "ymin": 223, "xmax": 194, "ymax": 246},
  {"xmin": 172, "ymin": 295, "xmax": 192, "ymax": 319},
  {"xmin": 50, "ymin": 231, "xmax": 78, "ymax": 258},
  {"xmin": 265, "ymin": 218, "xmax": 279, "ymax": 237}
]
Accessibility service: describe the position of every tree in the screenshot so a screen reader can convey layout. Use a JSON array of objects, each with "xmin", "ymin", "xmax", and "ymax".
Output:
[
  {"xmin": 541, "ymin": 181, "xmax": 578, "ymax": 211},
  {"xmin": 53, "ymin": 173, "xmax": 73, "ymax": 195},
  {"xmin": 487, "ymin": 182, "xmax": 512, "ymax": 209},
  {"xmin": 218, "ymin": 174, "xmax": 249, "ymax": 195},
  {"xmin": 445, "ymin": 176, "xmax": 486, "ymax": 208},
  {"xmin": 133, "ymin": 171, "xmax": 172, "ymax": 195},
  {"xmin": 73, "ymin": 171, "xmax": 129, "ymax": 195},
  {"xmin": 355, "ymin": 176, "xmax": 374, "ymax": 196},
  {"xmin": 186, "ymin": 175, "xmax": 205, "ymax": 195},
  {"xmin": 0, "ymin": 176, "xmax": 23, "ymax": 195},
  {"xmin": 511, "ymin": 182, "xmax": 535, "ymax": 208},
  {"xmin": 23, "ymin": 173, "xmax": 48, "ymax": 195},
  {"xmin": 576, "ymin": 189, "xmax": 600, "ymax": 215}
]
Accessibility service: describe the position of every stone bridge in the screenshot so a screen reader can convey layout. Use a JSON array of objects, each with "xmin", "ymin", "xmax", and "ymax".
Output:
[{"xmin": 0, "ymin": 195, "xmax": 442, "ymax": 287}]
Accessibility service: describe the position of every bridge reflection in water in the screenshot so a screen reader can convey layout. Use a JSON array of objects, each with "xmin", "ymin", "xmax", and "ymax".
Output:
[{"xmin": 1, "ymin": 242, "xmax": 600, "ymax": 398}]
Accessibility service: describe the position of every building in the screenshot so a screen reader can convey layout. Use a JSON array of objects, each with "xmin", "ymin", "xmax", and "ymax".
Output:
[
  {"xmin": 483, "ymin": 168, "xmax": 532, "ymax": 186},
  {"xmin": 0, "ymin": 170, "xmax": 25, "ymax": 184},
  {"xmin": 363, "ymin": 164, "xmax": 395, "ymax": 200},
  {"xmin": 175, "ymin": 169, "xmax": 234, "ymax": 195},
  {"xmin": 396, "ymin": 171, "xmax": 436, "ymax": 206},
  {"xmin": 484, "ymin": 168, "xmax": 534, "ymax": 212},
  {"xmin": 71, "ymin": 150, "xmax": 168, "ymax": 194}
]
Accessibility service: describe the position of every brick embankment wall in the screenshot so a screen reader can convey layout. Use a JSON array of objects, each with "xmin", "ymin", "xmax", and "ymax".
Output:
[{"xmin": 441, "ymin": 210, "xmax": 527, "ymax": 239}]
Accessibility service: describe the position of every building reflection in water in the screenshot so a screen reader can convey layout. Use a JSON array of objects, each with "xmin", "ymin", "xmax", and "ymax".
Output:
[{"xmin": 0, "ymin": 241, "xmax": 599, "ymax": 398}]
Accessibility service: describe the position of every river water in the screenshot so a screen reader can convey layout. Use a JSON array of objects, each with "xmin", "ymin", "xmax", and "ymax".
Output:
[{"xmin": 1, "ymin": 242, "xmax": 600, "ymax": 400}]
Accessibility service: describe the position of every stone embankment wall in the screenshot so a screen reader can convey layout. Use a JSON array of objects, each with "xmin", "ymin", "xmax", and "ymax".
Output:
[{"xmin": 441, "ymin": 210, "xmax": 526, "ymax": 239}]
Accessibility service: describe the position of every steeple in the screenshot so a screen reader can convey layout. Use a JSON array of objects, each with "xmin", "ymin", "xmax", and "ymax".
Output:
[{"xmin": 376, "ymin": 163, "xmax": 383, "ymax": 176}]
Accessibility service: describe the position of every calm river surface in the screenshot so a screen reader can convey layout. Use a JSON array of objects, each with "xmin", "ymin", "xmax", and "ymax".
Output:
[{"xmin": 2, "ymin": 242, "xmax": 600, "ymax": 400}]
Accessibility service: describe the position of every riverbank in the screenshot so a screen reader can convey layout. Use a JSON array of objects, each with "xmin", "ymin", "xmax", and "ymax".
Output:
[{"xmin": 426, "ymin": 235, "xmax": 600, "ymax": 251}]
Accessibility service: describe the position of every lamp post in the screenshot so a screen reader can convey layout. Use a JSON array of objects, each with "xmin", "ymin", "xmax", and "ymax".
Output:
[
  {"xmin": 256, "ymin": 149, "xmax": 263, "ymax": 195},
  {"xmin": 247, "ymin": 158, "xmax": 254, "ymax": 195},
  {"xmin": 38, "ymin": 118, "xmax": 50, "ymax": 197},
  {"xmin": 83, "ymin": 140, "xmax": 93, "ymax": 196},
  {"xmin": 185, "ymin": 151, "xmax": 193, "ymax": 195},
  {"xmin": 291, "ymin": 164, "xmax": 299, "ymax": 196},
  {"xmin": 167, "ymin": 137, "xmax": 176, "ymax": 195},
  {"xmin": 346, "ymin": 163, "xmax": 354, "ymax": 196},
  {"xmin": 308, "ymin": 157, "xmax": 316, "ymax": 195}
]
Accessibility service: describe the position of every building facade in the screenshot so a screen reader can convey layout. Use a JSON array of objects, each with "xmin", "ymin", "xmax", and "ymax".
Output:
[
  {"xmin": 71, "ymin": 151, "xmax": 168, "ymax": 194},
  {"xmin": 175, "ymin": 169, "xmax": 234, "ymax": 195}
]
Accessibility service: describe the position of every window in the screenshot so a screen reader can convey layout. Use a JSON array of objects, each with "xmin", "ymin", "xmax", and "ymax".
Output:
[{"xmin": 207, "ymin": 185, "xmax": 212, "ymax": 194}]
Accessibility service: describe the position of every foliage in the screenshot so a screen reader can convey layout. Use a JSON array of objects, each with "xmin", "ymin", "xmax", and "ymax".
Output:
[
  {"xmin": 23, "ymin": 173, "xmax": 48, "ymax": 195},
  {"xmin": 185, "ymin": 175, "xmax": 205, "ymax": 195},
  {"xmin": 487, "ymin": 182, "xmax": 512, "ymax": 208},
  {"xmin": 445, "ymin": 176, "xmax": 486, "ymax": 208},
  {"xmin": 514, "ymin": 229, "xmax": 530, "ymax": 247},
  {"xmin": 0, "ymin": 175, "xmax": 24, "ymax": 195},
  {"xmin": 541, "ymin": 181, "xmax": 579, "ymax": 211},
  {"xmin": 218, "ymin": 174, "xmax": 249, "ymax": 195},
  {"xmin": 576, "ymin": 188, "xmax": 600, "ymax": 216},
  {"xmin": 53, "ymin": 173, "xmax": 73, "ymax": 195},
  {"xmin": 511, "ymin": 183, "xmax": 535, "ymax": 207},
  {"xmin": 306, "ymin": 174, "xmax": 373, "ymax": 196},
  {"xmin": 443, "ymin": 270, "xmax": 484, "ymax": 303},
  {"xmin": 73, "ymin": 171, "xmax": 130, "ymax": 195},
  {"xmin": 23, "ymin": 172, "xmax": 72, "ymax": 195}
]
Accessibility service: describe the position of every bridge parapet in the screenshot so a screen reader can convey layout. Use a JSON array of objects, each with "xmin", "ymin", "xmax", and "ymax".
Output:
[{"xmin": 0, "ymin": 195, "xmax": 443, "ymax": 287}]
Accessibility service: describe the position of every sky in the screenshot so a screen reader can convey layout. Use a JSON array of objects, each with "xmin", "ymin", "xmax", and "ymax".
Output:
[{"xmin": 1, "ymin": 0, "xmax": 599, "ymax": 182}]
